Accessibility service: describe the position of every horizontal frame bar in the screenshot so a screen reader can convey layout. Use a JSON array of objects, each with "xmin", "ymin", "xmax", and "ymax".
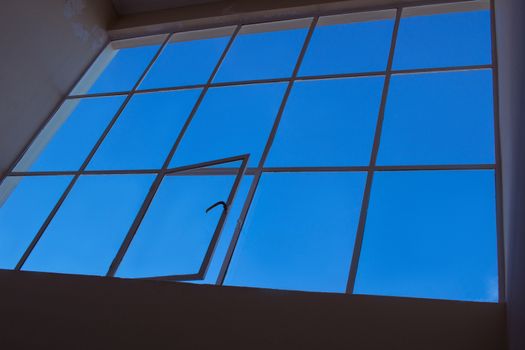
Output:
[
  {"xmin": 7, "ymin": 164, "xmax": 496, "ymax": 177},
  {"xmin": 66, "ymin": 64, "xmax": 494, "ymax": 100},
  {"xmin": 165, "ymin": 154, "xmax": 250, "ymax": 174}
]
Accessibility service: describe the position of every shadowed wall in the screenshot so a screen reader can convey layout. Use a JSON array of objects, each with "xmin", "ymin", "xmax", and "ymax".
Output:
[{"xmin": 0, "ymin": 270, "xmax": 506, "ymax": 349}]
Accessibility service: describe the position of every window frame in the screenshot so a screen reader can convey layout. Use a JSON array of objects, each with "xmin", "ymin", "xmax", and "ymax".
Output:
[{"xmin": 0, "ymin": 0, "xmax": 503, "ymax": 303}]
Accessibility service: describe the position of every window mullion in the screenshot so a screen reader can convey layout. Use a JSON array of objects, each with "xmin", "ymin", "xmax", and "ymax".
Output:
[
  {"xmin": 216, "ymin": 17, "xmax": 319, "ymax": 286},
  {"xmin": 345, "ymin": 7, "xmax": 402, "ymax": 294}
]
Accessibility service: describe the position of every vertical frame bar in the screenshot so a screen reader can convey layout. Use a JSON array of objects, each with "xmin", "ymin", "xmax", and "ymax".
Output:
[
  {"xmin": 345, "ymin": 8, "xmax": 402, "ymax": 294},
  {"xmin": 197, "ymin": 155, "xmax": 249, "ymax": 278},
  {"xmin": 216, "ymin": 17, "xmax": 319, "ymax": 286},
  {"xmin": 490, "ymin": 0, "xmax": 506, "ymax": 303}
]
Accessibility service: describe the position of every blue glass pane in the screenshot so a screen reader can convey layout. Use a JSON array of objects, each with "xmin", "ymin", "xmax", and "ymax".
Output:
[
  {"xmin": 377, "ymin": 70, "xmax": 494, "ymax": 165},
  {"xmin": 267, "ymin": 77, "xmax": 384, "ymax": 166},
  {"xmin": 214, "ymin": 26, "xmax": 308, "ymax": 82},
  {"xmin": 300, "ymin": 17, "xmax": 394, "ymax": 75},
  {"xmin": 170, "ymin": 83, "xmax": 287, "ymax": 167},
  {"xmin": 19, "ymin": 96, "xmax": 125, "ymax": 171},
  {"xmin": 88, "ymin": 90, "xmax": 201, "ymax": 170},
  {"xmin": 140, "ymin": 37, "xmax": 229, "ymax": 89},
  {"xmin": 88, "ymin": 45, "xmax": 159, "ymax": 93},
  {"xmin": 354, "ymin": 170, "xmax": 498, "ymax": 302},
  {"xmin": 225, "ymin": 172, "xmax": 367, "ymax": 293},
  {"xmin": 393, "ymin": 10, "xmax": 491, "ymax": 69},
  {"xmin": 23, "ymin": 175, "xmax": 154, "ymax": 276},
  {"xmin": 0, "ymin": 176, "xmax": 72, "ymax": 269},
  {"xmin": 117, "ymin": 174, "xmax": 236, "ymax": 278}
]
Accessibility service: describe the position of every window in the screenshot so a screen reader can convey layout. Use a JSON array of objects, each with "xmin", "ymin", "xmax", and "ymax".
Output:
[{"xmin": 0, "ymin": 0, "xmax": 500, "ymax": 303}]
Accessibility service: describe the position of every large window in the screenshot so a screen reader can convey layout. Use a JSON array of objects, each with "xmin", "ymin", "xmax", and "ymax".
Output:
[{"xmin": 0, "ymin": 0, "xmax": 501, "ymax": 302}]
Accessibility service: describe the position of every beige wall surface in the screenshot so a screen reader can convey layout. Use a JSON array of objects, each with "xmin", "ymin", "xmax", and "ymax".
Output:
[{"xmin": 0, "ymin": 0, "xmax": 115, "ymax": 176}]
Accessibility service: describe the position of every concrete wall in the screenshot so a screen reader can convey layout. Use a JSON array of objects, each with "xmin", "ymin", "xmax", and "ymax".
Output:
[
  {"xmin": 0, "ymin": 270, "xmax": 506, "ymax": 349},
  {"xmin": 494, "ymin": 0, "xmax": 525, "ymax": 349},
  {"xmin": 0, "ymin": 0, "xmax": 115, "ymax": 176}
]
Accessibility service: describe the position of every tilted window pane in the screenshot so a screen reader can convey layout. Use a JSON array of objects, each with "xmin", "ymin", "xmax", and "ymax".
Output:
[
  {"xmin": 300, "ymin": 11, "xmax": 395, "ymax": 75},
  {"xmin": 140, "ymin": 28, "xmax": 233, "ymax": 89},
  {"xmin": 214, "ymin": 19, "xmax": 310, "ymax": 82},
  {"xmin": 354, "ymin": 170, "xmax": 498, "ymax": 302},
  {"xmin": 88, "ymin": 89, "xmax": 201, "ymax": 170},
  {"xmin": 193, "ymin": 175, "xmax": 253, "ymax": 284},
  {"xmin": 170, "ymin": 83, "xmax": 287, "ymax": 167},
  {"xmin": 225, "ymin": 172, "xmax": 366, "ymax": 293},
  {"xmin": 377, "ymin": 70, "xmax": 494, "ymax": 165},
  {"xmin": 22, "ymin": 175, "xmax": 154, "ymax": 276},
  {"xmin": 267, "ymin": 77, "xmax": 384, "ymax": 166},
  {"xmin": 393, "ymin": 4, "xmax": 491, "ymax": 69},
  {"xmin": 14, "ymin": 96, "xmax": 126, "ymax": 172},
  {"xmin": 0, "ymin": 176, "xmax": 72, "ymax": 269},
  {"xmin": 72, "ymin": 36, "xmax": 165, "ymax": 95},
  {"xmin": 117, "ymin": 173, "xmax": 237, "ymax": 279}
]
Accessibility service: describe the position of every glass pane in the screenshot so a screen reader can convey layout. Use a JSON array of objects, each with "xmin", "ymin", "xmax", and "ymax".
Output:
[
  {"xmin": 354, "ymin": 170, "xmax": 498, "ymax": 302},
  {"xmin": 0, "ymin": 176, "xmax": 72, "ymax": 269},
  {"xmin": 377, "ymin": 70, "xmax": 494, "ymax": 165},
  {"xmin": 393, "ymin": 4, "xmax": 491, "ymax": 69},
  {"xmin": 22, "ymin": 175, "xmax": 154, "ymax": 276},
  {"xmin": 224, "ymin": 172, "xmax": 367, "ymax": 293},
  {"xmin": 72, "ymin": 36, "xmax": 165, "ymax": 95},
  {"xmin": 140, "ymin": 28, "xmax": 233, "ymax": 89},
  {"xmin": 170, "ymin": 83, "xmax": 287, "ymax": 167},
  {"xmin": 116, "ymin": 170, "xmax": 239, "ymax": 279},
  {"xmin": 88, "ymin": 89, "xmax": 201, "ymax": 170},
  {"xmin": 267, "ymin": 77, "xmax": 384, "ymax": 166},
  {"xmin": 300, "ymin": 10, "xmax": 395, "ymax": 75},
  {"xmin": 214, "ymin": 19, "xmax": 310, "ymax": 82},
  {"xmin": 14, "ymin": 96, "xmax": 126, "ymax": 172}
]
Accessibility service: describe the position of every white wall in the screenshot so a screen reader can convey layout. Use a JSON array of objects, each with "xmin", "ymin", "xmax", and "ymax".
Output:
[{"xmin": 0, "ymin": 0, "xmax": 115, "ymax": 176}]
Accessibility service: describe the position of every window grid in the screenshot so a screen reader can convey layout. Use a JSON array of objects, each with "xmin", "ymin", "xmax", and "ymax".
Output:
[{"xmin": 0, "ymin": 1, "xmax": 504, "ymax": 302}]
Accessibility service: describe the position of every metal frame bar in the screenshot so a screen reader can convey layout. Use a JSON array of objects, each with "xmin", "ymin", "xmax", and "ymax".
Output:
[
  {"xmin": 345, "ymin": 8, "xmax": 403, "ymax": 294},
  {"xmin": 6, "ymin": 164, "xmax": 495, "ymax": 177},
  {"xmin": 215, "ymin": 17, "xmax": 319, "ymax": 285},
  {"xmin": 62, "ymin": 64, "xmax": 493, "ymax": 101},
  {"xmin": 164, "ymin": 154, "xmax": 248, "ymax": 174},
  {"xmin": 490, "ymin": 0, "xmax": 506, "ymax": 303},
  {"xmin": 0, "ymin": 0, "xmax": 503, "ymax": 303},
  {"xmin": 124, "ymin": 154, "xmax": 249, "ymax": 282}
]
